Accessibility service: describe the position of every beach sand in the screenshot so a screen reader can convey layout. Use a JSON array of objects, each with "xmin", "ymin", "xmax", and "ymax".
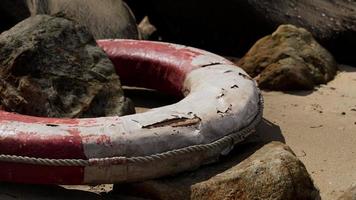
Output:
[{"xmin": 261, "ymin": 64, "xmax": 356, "ymax": 199}]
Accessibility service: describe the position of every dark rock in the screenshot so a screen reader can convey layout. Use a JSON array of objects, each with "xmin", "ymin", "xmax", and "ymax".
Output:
[
  {"xmin": 338, "ymin": 184, "xmax": 356, "ymax": 200},
  {"xmin": 0, "ymin": 0, "xmax": 30, "ymax": 32},
  {"xmin": 126, "ymin": 0, "xmax": 356, "ymax": 65},
  {"xmin": 114, "ymin": 142, "xmax": 320, "ymax": 200},
  {"xmin": 238, "ymin": 25, "xmax": 338, "ymax": 90},
  {"xmin": 123, "ymin": 0, "xmax": 149, "ymax": 23},
  {"xmin": 0, "ymin": 15, "xmax": 134, "ymax": 118},
  {"xmin": 25, "ymin": 0, "xmax": 139, "ymax": 39},
  {"xmin": 1, "ymin": 0, "xmax": 139, "ymax": 38}
]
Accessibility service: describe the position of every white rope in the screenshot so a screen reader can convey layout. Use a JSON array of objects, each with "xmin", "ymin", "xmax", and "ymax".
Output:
[{"xmin": 0, "ymin": 94, "xmax": 263, "ymax": 167}]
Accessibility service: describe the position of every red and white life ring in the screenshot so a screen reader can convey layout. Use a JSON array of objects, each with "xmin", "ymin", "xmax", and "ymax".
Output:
[{"xmin": 0, "ymin": 40, "xmax": 262, "ymax": 184}]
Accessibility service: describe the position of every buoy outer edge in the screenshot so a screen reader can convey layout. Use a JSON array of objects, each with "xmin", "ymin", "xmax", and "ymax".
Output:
[{"xmin": 0, "ymin": 39, "xmax": 263, "ymax": 184}]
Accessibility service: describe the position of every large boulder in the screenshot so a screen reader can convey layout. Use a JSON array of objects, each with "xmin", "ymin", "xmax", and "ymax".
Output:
[
  {"xmin": 237, "ymin": 25, "xmax": 338, "ymax": 90},
  {"xmin": 0, "ymin": 15, "xmax": 134, "ymax": 118},
  {"xmin": 26, "ymin": 0, "xmax": 139, "ymax": 39},
  {"xmin": 0, "ymin": 0, "xmax": 139, "ymax": 39},
  {"xmin": 126, "ymin": 0, "xmax": 356, "ymax": 65},
  {"xmin": 114, "ymin": 142, "xmax": 320, "ymax": 200}
]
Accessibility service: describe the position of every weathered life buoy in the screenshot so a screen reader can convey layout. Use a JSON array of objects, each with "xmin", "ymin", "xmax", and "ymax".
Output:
[{"xmin": 0, "ymin": 39, "xmax": 263, "ymax": 184}]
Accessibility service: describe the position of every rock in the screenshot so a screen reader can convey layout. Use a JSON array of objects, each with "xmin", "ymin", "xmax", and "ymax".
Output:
[
  {"xmin": 237, "ymin": 25, "xmax": 338, "ymax": 90},
  {"xmin": 114, "ymin": 142, "xmax": 320, "ymax": 200},
  {"xmin": 0, "ymin": 0, "xmax": 139, "ymax": 39},
  {"xmin": 26, "ymin": 0, "xmax": 139, "ymax": 39},
  {"xmin": 0, "ymin": 0, "xmax": 30, "ymax": 32},
  {"xmin": 338, "ymin": 184, "xmax": 356, "ymax": 200},
  {"xmin": 0, "ymin": 15, "xmax": 134, "ymax": 118},
  {"xmin": 138, "ymin": 16, "xmax": 157, "ymax": 40},
  {"xmin": 126, "ymin": 0, "xmax": 356, "ymax": 65}
]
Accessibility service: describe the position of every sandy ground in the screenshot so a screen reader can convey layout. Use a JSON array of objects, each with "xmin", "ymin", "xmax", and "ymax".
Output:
[
  {"xmin": 0, "ymin": 65, "xmax": 355, "ymax": 200},
  {"xmin": 261, "ymin": 65, "xmax": 356, "ymax": 200}
]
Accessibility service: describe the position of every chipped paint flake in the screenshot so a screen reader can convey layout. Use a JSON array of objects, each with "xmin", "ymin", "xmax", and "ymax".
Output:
[{"xmin": 142, "ymin": 116, "xmax": 201, "ymax": 129}]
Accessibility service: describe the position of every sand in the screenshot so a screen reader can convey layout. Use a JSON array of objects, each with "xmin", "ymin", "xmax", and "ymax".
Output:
[
  {"xmin": 0, "ymin": 65, "xmax": 355, "ymax": 199},
  {"xmin": 261, "ymin": 64, "xmax": 356, "ymax": 200}
]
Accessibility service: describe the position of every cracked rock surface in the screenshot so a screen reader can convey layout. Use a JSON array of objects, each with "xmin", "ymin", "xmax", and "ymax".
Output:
[{"xmin": 0, "ymin": 15, "xmax": 134, "ymax": 118}]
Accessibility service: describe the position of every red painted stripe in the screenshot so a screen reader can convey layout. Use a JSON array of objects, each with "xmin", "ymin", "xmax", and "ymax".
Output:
[
  {"xmin": 97, "ymin": 40, "xmax": 202, "ymax": 97},
  {"xmin": 0, "ymin": 110, "xmax": 80, "ymax": 125},
  {"xmin": 0, "ymin": 163, "xmax": 84, "ymax": 184},
  {"xmin": 0, "ymin": 129, "xmax": 86, "ymax": 159}
]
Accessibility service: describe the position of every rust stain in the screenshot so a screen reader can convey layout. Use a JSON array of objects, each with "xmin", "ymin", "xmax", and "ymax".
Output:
[
  {"xmin": 81, "ymin": 133, "xmax": 112, "ymax": 146},
  {"xmin": 96, "ymin": 134, "xmax": 111, "ymax": 145}
]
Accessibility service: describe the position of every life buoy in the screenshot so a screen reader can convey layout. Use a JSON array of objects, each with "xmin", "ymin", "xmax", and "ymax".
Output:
[{"xmin": 0, "ymin": 40, "xmax": 263, "ymax": 184}]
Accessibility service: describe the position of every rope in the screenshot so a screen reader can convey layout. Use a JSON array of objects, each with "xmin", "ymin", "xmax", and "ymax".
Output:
[{"xmin": 0, "ymin": 94, "xmax": 263, "ymax": 167}]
